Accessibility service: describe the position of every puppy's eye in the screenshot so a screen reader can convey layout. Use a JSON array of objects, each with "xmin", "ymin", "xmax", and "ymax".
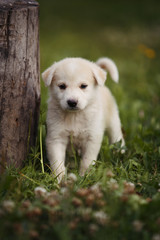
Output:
[
  {"xmin": 58, "ymin": 84, "xmax": 67, "ymax": 90},
  {"xmin": 80, "ymin": 84, "xmax": 88, "ymax": 89}
]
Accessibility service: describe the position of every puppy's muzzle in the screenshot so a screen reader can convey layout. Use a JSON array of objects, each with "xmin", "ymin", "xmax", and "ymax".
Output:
[{"xmin": 67, "ymin": 99, "xmax": 78, "ymax": 109}]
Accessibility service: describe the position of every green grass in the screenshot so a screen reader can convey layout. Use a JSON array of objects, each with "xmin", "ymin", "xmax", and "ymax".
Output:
[{"xmin": 1, "ymin": 0, "xmax": 160, "ymax": 239}]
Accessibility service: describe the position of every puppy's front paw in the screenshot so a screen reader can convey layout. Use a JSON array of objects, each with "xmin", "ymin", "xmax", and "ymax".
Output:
[
  {"xmin": 56, "ymin": 172, "xmax": 65, "ymax": 184},
  {"xmin": 51, "ymin": 166, "xmax": 66, "ymax": 184},
  {"xmin": 79, "ymin": 160, "xmax": 95, "ymax": 176}
]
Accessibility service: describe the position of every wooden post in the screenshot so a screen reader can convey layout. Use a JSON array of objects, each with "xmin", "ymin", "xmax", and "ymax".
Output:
[{"xmin": 0, "ymin": 0, "xmax": 40, "ymax": 171}]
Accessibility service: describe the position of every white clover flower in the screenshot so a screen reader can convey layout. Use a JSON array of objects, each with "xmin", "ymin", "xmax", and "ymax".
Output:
[
  {"xmin": 68, "ymin": 173, "xmax": 77, "ymax": 182},
  {"xmin": 108, "ymin": 178, "xmax": 119, "ymax": 190},
  {"xmin": 152, "ymin": 234, "xmax": 160, "ymax": 240},
  {"xmin": 90, "ymin": 183, "xmax": 103, "ymax": 199},
  {"xmin": 72, "ymin": 197, "xmax": 83, "ymax": 207},
  {"xmin": 128, "ymin": 182, "xmax": 135, "ymax": 187},
  {"xmin": 34, "ymin": 187, "xmax": 47, "ymax": 197},
  {"xmin": 89, "ymin": 223, "xmax": 99, "ymax": 233},
  {"xmin": 93, "ymin": 211, "xmax": 108, "ymax": 225},
  {"xmin": 132, "ymin": 220, "xmax": 144, "ymax": 232},
  {"xmin": 90, "ymin": 183, "xmax": 100, "ymax": 192},
  {"xmin": 80, "ymin": 207, "xmax": 92, "ymax": 216},
  {"xmin": 60, "ymin": 187, "xmax": 69, "ymax": 196},
  {"xmin": 123, "ymin": 181, "xmax": 135, "ymax": 194},
  {"xmin": 3, "ymin": 200, "xmax": 15, "ymax": 212},
  {"xmin": 106, "ymin": 170, "xmax": 115, "ymax": 178}
]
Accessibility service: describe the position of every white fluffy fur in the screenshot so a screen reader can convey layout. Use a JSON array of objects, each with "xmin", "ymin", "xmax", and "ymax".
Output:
[{"xmin": 42, "ymin": 57, "xmax": 125, "ymax": 182}]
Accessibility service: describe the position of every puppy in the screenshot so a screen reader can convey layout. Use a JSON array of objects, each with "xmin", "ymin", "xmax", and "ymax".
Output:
[{"xmin": 42, "ymin": 57, "xmax": 125, "ymax": 182}]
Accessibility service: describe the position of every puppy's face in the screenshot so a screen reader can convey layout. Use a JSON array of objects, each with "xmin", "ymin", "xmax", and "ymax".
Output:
[
  {"xmin": 51, "ymin": 62, "xmax": 97, "ymax": 112},
  {"xmin": 42, "ymin": 58, "xmax": 106, "ymax": 112}
]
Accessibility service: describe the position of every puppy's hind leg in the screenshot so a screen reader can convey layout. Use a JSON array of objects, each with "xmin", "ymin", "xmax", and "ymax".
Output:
[{"xmin": 107, "ymin": 112, "xmax": 125, "ymax": 151}]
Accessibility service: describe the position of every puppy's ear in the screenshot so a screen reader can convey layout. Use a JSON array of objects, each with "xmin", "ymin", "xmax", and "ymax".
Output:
[
  {"xmin": 92, "ymin": 65, "xmax": 107, "ymax": 86},
  {"xmin": 42, "ymin": 64, "xmax": 57, "ymax": 86}
]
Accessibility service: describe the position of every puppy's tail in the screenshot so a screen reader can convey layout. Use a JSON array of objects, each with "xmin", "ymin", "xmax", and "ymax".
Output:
[{"xmin": 96, "ymin": 57, "xmax": 119, "ymax": 83}]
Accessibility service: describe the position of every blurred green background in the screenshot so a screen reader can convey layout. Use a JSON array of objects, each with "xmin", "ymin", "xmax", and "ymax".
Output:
[
  {"xmin": 39, "ymin": 0, "xmax": 160, "ymax": 143},
  {"xmin": 39, "ymin": 0, "xmax": 160, "ymax": 63}
]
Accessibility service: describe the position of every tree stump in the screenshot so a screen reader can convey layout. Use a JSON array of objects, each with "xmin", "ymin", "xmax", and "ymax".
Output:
[{"xmin": 0, "ymin": 0, "xmax": 40, "ymax": 171}]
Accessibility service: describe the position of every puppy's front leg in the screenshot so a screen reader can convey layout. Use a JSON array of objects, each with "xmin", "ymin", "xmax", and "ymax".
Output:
[
  {"xmin": 79, "ymin": 137, "xmax": 102, "ymax": 176},
  {"xmin": 46, "ymin": 140, "xmax": 67, "ymax": 182}
]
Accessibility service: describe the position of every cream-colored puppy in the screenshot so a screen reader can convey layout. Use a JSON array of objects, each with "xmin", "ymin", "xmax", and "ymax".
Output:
[{"xmin": 42, "ymin": 57, "xmax": 125, "ymax": 182}]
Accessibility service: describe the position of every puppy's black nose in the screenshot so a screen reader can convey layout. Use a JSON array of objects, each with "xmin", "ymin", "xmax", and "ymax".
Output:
[{"xmin": 67, "ymin": 99, "xmax": 78, "ymax": 108}]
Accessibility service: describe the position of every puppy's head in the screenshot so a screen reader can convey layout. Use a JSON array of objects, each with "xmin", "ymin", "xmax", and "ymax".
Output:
[{"xmin": 42, "ymin": 58, "xmax": 106, "ymax": 112}]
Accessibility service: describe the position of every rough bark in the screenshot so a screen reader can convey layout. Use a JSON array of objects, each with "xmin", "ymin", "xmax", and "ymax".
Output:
[{"xmin": 0, "ymin": 0, "xmax": 40, "ymax": 171}]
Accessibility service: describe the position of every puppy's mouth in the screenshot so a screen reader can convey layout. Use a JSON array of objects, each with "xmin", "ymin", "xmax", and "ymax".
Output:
[{"xmin": 66, "ymin": 106, "xmax": 80, "ymax": 112}]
